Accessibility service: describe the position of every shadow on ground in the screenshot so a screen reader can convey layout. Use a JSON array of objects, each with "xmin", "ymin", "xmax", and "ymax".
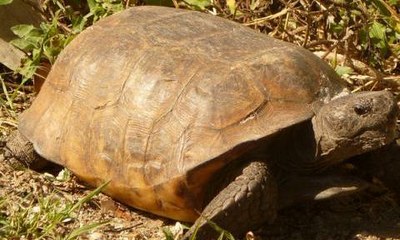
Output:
[{"xmin": 260, "ymin": 142, "xmax": 400, "ymax": 240}]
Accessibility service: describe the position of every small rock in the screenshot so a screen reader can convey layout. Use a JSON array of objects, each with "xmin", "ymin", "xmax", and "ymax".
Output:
[
  {"xmin": 101, "ymin": 199, "xmax": 117, "ymax": 213},
  {"xmin": 169, "ymin": 222, "xmax": 184, "ymax": 238},
  {"xmin": 88, "ymin": 232, "xmax": 103, "ymax": 240},
  {"xmin": 246, "ymin": 231, "xmax": 262, "ymax": 240}
]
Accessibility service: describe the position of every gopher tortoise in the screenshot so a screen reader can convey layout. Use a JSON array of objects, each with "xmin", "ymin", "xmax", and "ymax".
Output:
[{"xmin": 12, "ymin": 6, "xmax": 398, "ymax": 239}]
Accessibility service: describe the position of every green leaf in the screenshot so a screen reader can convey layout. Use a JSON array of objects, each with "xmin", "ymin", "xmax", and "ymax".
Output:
[
  {"xmin": 17, "ymin": 59, "xmax": 38, "ymax": 79},
  {"xmin": 335, "ymin": 66, "xmax": 353, "ymax": 76},
  {"xmin": 10, "ymin": 24, "xmax": 37, "ymax": 38},
  {"xmin": 250, "ymin": 0, "xmax": 259, "ymax": 10},
  {"xmin": 162, "ymin": 227, "xmax": 175, "ymax": 240},
  {"xmin": 0, "ymin": 0, "xmax": 13, "ymax": 5},
  {"xmin": 68, "ymin": 180, "xmax": 110, "ymax": 214},
  {"xmin": 71, "ymin": 16, "xmax": 87, "ymax": 34},
  {"xmin": 0, "ymin": 75, "xmax": 14, "ymax": 109},
  {"xmin": 64, "ymin": 221, "xmax": 110, "ymax": 240},
  {"xmin": 227, "ymin": 0, "xmax": 236, "ymax": 14},
  {"xmin": 56, "ymin": 168, "xmax": 71, "ymax": 182},
  {"xmin": 368, "ymin": 20, "xmax": 389, "ymax": 56},
  {"xmin": 184, "ymin": 0, "xmax": 211, "ymax": 9},
  {"xmin": 87, "ymin": 0, "xmax": 98, "ymax": 13},
  {"xmin": 40, "ymin": 21, "xmax": 58, "ymax": 37},
  {"xmin": 63, "ymin": 35, "xmax": 76, "ymax": 48},
  {"xmin": 370, "ymin": 0, "xmax": 392, "ymax": 17},
  {"xmin": 369, "ymin": 21, "xmax": 386, "ymax": 40},
  {"xmin": 330, "ymin": 22, "xmax": 345, "ymax": 34},
  {"xmin": 10, "ymin": 38, "xmax": 36, "ymax": 51},
  {"xmin": 31, "ymin": 47, "xmax": 42, "ymax": 59}
]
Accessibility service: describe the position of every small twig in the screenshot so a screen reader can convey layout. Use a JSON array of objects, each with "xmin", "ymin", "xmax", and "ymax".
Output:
[
  {"xmin": 125, "ymin": 0, "xmax": 131, "ymax": 8},
  {"xmin": 306, "ymin": 39, "xmax": 335, "ymax": 48},
  {"xmin": 383, "ymin": 76, "xmax": 400, "ymax": 82},
  {"xmin": 57, "ymin": 21, "xmax": 73, "ymax": 34},
  {"xmin": 317, "ymin": 29, "xmax": 354, "ymax": 60},
  {"xmin": 288, "ymin": 25, "xmax": 307, "ymax": 35},
  {"xmin": 352, "ymin": 80, "xmax": 375, "ymax": 93},
  {"xmin": 376, "ymin": 0, "xmax": 400, "ymax": 22},
  {"xmin": 313, "ymin": 51, "xmax": 381, "ymax": 79},
  {"xmin": 313, "ymin": 0, "xmax": 327, "ymax": 11},
  {"xmin": 303, "ymin": 10, "xmax": 311, "ymax": 47},
  {"xmin": 171, "ymin": 0, "xmax": 179, "ymax": 9},
  {"xmin": 281, "ymin": 7, "xmax": 290, "ymax": 39},
  {"xmin": 0, "ymin": 119, "xmax": 18, "ymax": 128},
  {"xmin": 243, "ymin": 8, "xmax": 289, "ymax": 26},
  {"xmin": 3, "ymin": 82, "xmax": 34, "ymax": 92}
]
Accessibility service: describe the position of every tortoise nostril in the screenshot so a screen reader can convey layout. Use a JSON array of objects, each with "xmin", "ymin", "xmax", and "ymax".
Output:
[{"xmin": 354, "ymin": 103, "xmax": 372, "ymax": 115}]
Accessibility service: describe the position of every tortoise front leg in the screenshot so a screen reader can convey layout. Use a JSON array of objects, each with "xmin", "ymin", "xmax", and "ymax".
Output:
[{"xmin": 183, "ymin": 161, "xmax": 278, "ymax": 239}]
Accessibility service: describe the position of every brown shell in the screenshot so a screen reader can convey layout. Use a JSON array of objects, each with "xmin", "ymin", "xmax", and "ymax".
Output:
[{"xmin": 19, "ymin": 6, "xmax": 345, "ymax": 221}]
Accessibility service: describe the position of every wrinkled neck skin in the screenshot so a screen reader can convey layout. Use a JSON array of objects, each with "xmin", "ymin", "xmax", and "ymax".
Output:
[{"xmin": 265, "ymin": 90, "xmax": 398, "ymax": 175}]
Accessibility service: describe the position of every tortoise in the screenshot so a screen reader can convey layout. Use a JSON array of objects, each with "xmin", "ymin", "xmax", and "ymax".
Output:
[{"xmin": 10, "ymin": 5, "xmax": 398, "ymax": 239}]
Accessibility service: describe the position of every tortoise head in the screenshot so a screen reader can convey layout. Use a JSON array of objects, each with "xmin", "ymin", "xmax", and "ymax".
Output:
[{"xmin": 312, "ymin": 90, "xmax": 398, "ymax": 166}]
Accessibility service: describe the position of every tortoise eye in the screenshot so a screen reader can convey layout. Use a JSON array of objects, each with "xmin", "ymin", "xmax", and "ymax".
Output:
[{"xmin": 353, "ymin": 102, "xmax": 372, "ymax": 115}]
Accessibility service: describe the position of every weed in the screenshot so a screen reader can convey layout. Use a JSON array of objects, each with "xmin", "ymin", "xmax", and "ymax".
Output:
[
  {"xmin": 0, "ymin": 181, "xmax": 110, "ymax": 239},
  {"xmin": 0, "ymin": 0, "xmax": 12, "ymax": 5},
  {"xmin": 10, "ymin": 0, "xmax": 130, "ymax": 81}
]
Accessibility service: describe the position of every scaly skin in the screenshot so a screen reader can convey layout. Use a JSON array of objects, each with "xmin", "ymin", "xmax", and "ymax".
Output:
[
  {"xmin": 4, "ymin": 131, "xmax": 49, "ymax": 170},
  {"xmin": 182, "ymin": 161, "xmax": 277, "ymax": 239}
]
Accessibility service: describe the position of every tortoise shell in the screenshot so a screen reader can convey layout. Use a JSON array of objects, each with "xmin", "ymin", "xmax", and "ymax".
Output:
[{"xmin": 19, "ymin": 6, "xmax": 345, "ymax": 221}]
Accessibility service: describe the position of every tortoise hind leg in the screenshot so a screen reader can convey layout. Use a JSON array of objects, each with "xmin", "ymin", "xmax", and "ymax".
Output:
[
  {"xmin": 183, "ymin": 161, "xmax": 278, "ymax": 240},
  {"xmin": 4, "ymin": 130, "xmax": 50, "ymax": 170}
]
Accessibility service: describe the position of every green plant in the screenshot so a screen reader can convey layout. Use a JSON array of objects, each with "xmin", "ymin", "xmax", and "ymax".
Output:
[
  {"xmin": 202, "ymin": 219, "xmax": 235, "ymax": 240},
  {"xmin": 162, "ymin": 218, "xmax": 236, "ymax": 240},
  {"xmin": 0, "ymin": 74, "xmax": 15, "ymax": 114},
  {"xmin": 361, "ymin": 0, "xmax": 400, "ymax": 68},
  {"xmin": 183, "ymin": 0, "xmax": 211, "ymax": 10},
  {"xmin": 10, "ymin": 19, "xmax": 73, "ymax": 81},
  {"xmin": 10, "ymin": 0, "xmax": 130, "ymax": 81},
  {"xmin": 0, "ymin": 181, "xmax": 110, "ymax": 239},
  {"xmin": 0, "ymin": 0, "xmax": 12, "ymax": 5},
  {"xmin": 0, "ymin": 0, "xmax": 132, "ymax": 110},
  {"xmin": 327, "ymin": 0, "xmax": 400, "ymax": 69}
]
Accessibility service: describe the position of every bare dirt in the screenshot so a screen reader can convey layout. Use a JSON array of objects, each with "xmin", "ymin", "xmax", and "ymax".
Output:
[{"xmin": 2, "ymin": 144, "xmax": 400, "ymax": 240}]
